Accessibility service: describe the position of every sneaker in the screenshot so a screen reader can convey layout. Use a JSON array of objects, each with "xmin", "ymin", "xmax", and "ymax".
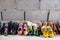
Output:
[
  {"xmin": 18, "ymin": 22, "xmax": 23, "ymax": 35},
  {"xmin": 23, "ymin": 22, "xmax": 28, "ymax": 35}
]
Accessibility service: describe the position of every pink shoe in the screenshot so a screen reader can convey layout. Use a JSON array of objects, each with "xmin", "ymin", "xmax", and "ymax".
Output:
[
  {"xmin": 23, "ymin": 22, "xmax": 28, "ymax": 35},
  {"xmin": 17, "ymin": 22, "xmax": 23, "ymax": 35}
]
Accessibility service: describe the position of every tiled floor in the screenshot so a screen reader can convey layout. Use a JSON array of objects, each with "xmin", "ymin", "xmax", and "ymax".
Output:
[{"xmin": 0, "ymin": 35, "xmax": 60, "ymax": 40}]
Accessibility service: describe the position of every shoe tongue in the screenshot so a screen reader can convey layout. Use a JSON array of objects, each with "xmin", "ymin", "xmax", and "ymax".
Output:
[
  {"xmin": 47, "ymin": 26, "xmax": 52, "ymax": 31},
  {"xmin": 24, "ymin": 24, "xmax": 27, "ymax": 28},
  {"xmin": 19, "ymin": 26, "xmax": 22, "ymax": 28},
  {"xmin": 27, "ymin": 21, "xmax": 33, "ymax": 26},
  {"xmin": 19, "ymin": 24, "xmax": 23, "ymax": 27}
]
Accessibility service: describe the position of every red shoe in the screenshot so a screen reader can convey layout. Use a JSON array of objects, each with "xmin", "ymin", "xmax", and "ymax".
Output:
[
  {"xmin": 53, "ymin": 23, "xmax": 58, "ymax": 34},
  {"xmin": 47, "ymin": 21, "xmax": 58, "ymax": 34},
  {"xmin": 17, "ymin": 22, "xmax": 23, "ymax": 35}
]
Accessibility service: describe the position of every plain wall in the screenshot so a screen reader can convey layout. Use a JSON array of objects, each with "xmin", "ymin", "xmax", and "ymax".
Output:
[
  {"xmin": 2, "ymin": 9, "xmax": 24, "ymax": 21},
  {"xmin": 49, "ymin": 11, "xmax": 60, "ymax": 21},
  {"xmin": 0, "ymin": 0, "xmax": 60, "ymax": 21},
  {"xmin": 26, "ymin": 10, "xmax": 48, "ymax": 21}
]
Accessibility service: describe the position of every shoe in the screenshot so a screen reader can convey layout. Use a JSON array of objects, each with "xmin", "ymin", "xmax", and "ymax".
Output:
[
  {"xmin": 37, "ymin": 22, "xmax": 43, "ymax": 35},
  {"xmin": 46, "ymin": 26, "xmax": 54, "ymax": 38},
  {"xmin": 18, "ymin": 22, "xmax": 23, "ymax": 35},
  {"xmin": 28, "ymin": 26, "xmax": 32, "ymax": 35},
  {"xmin": 32, "ymin": 23, "xmax": 38, "ymax": 36},
  {"xmin": 49, "ymin": 31, "xmax": 54, "ymax": 38},
  {"xmin": 3, "ymin": 23, "xmax": 8, "ymax": 36},
  {"xmin": 43, "ymin": 31, "xmax": 48, "ymax": 38},
  {"xmin": 23, "ymin": 22, "xmax": 28, "ymax": 35},
  {"xmin": 41, "ymin": 26, "xmax": 48, "ymax": 38},
  {"xmin": 8, "ymin": 21, "xmax": 14, "ymax": 34},
  {"xmin": 27, "ymin": 21, "xmax": 33, "ymax": 35},
  {"xmin": 12, "ymin": 22, "xmax": 19, "ymax": 35}
]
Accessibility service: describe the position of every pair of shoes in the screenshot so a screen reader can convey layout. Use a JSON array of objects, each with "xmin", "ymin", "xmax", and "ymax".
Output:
[
  {"xmin": 12, "ymin": 22, "xmax": 18, "ymax": 35},
  {"xmin": 28, "ymin": 26, "xmax": 38, "ymax": 36},
  {"xmin": 27, "ymin": 21, "xmax": 38, "ymax": 36},
  {"xmin": 27, "ymin": 21, "xmax": 33, "ymax": 35},
  {"xmin": 47, "ymin": 21, "xmax": 58, "ymax": 34},
  {"xmin": 17, "ymin": 22, "xmax": 28, "ymax": 35},
  {"xmin": 8, "ymin": 21, "xmax": 19, "ymax": 35},
  {"xmin": 41, "ymin": 26, "xmax": 54, "ymax": 38}
]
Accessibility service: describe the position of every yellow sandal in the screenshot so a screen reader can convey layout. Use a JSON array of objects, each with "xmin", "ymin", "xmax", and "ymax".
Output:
[
  {"xmin": 41, "ymin": 26, "xmax": 48, "ymax": 38},
  {"xmin": 46, "ymin": 26, "xmax": 54, "ymax": 38}
]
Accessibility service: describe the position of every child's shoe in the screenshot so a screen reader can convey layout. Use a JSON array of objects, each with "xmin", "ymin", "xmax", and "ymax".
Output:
[
  {"xmin": 3, "ymin": 23, "xmax": 8, "ymax": 36},
  {"xmin": 18, "ymin": 22, "xmax": 23, "ymax": 35},
  {"xmin": 41, "ymin": 26, "xmax": 48, "ymax": 38},
  {"xmin": 46, "ymin": 26, "xmax": 54, "ymax": 38},
  {"xmin": 12, "ymin": 22, "xmax": 18, "ymax": 35},
  {"xmin": 23, "ymin": 22, "xmax": 28, "ymax": 35}
]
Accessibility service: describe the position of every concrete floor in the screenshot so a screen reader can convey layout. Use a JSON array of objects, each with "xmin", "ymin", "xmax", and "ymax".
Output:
[{"xmin": 0, "ymin": 35, "xmax": 60, "ymax": 40}]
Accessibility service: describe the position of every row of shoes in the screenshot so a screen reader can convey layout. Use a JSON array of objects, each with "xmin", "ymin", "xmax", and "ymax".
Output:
[{"xmin": 0, "ymin": 21, "xmax": 60, "ymax": 38}]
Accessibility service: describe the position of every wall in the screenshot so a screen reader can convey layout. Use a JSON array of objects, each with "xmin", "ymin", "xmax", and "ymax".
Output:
[
  {"xmin": 49, "ymin": 11, "xmax": 60, "ymax": 21},
  {"xmin": 0, "ymin": 0, "xmax": 60, "ymax": 21}
]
